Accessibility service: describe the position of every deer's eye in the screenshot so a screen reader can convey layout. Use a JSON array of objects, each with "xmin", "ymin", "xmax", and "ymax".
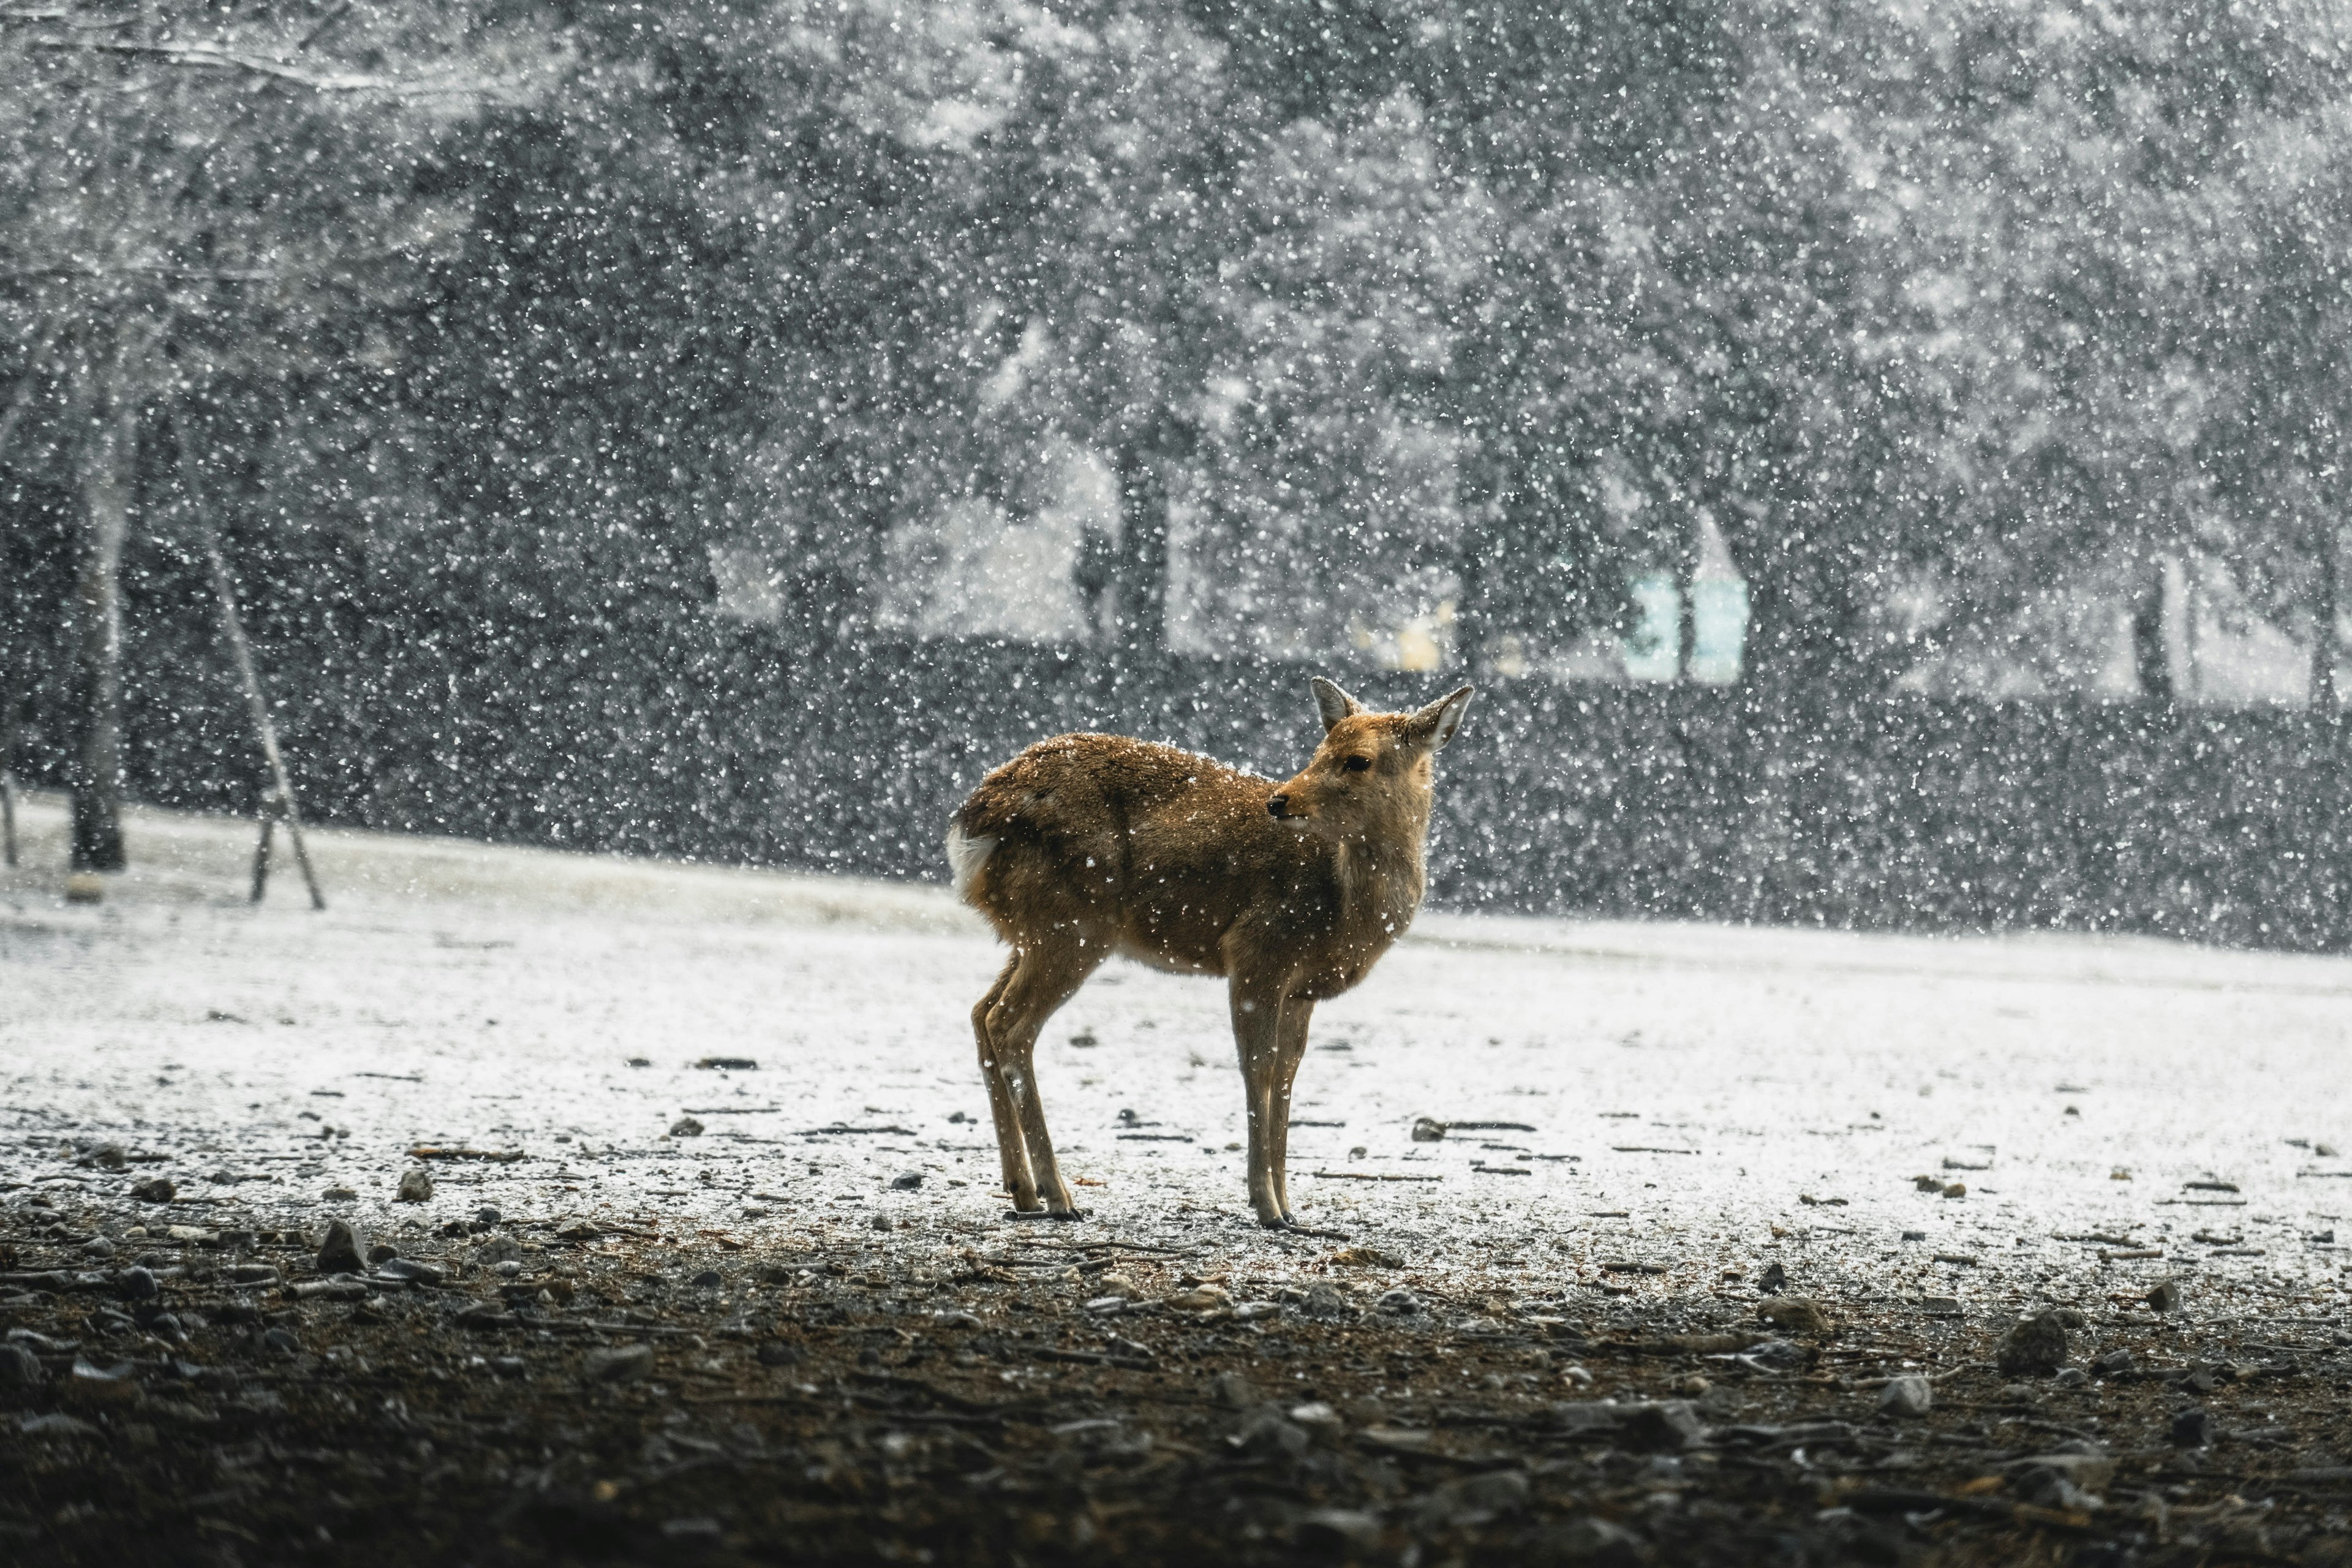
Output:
[{"xmin": 1342, "ymin": 755, "xmax": 1372, "ymax": 773}]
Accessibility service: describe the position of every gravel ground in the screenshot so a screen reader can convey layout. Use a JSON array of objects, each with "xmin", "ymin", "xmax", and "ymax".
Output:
[{"xmin": 4, "ymin": 790, "xmax": 2351, "ymax": 1567}]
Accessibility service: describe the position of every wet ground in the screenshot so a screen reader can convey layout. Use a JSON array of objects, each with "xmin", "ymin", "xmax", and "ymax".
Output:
[{"xmin": 4, "ymin": 791, "xmax": 2351, "ymax": 1566}]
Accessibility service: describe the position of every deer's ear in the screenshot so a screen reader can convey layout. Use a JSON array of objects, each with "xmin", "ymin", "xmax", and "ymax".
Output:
[
  {"xmin": 1408, "ymin": 685, "xmax": 1475, "ymax": 750},
  {"xmin": 1310, "ymin": 676, "xmax": 1365, "ymax": 733}
]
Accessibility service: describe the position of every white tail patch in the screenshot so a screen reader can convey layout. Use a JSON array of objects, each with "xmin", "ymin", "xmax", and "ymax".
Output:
[{"xmin": 945, "ymin": 821, "xmax": 997, "ymax": 898}]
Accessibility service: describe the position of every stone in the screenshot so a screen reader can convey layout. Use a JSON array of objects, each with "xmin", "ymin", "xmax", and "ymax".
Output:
[
  {"xmin": 475, "ymin": 1207, "xmax": 502, "ymax": 1224},
  {"xmin": 377, "ymin": 1258, "xmax": 445, "ymax": 1286},
  {"xmin": 1757, "ymin": 1261, "xmax": 1787, "ymax": 1294},
  {"xmin": 322, "ymin": 1186, "xmax": 358, "ymax": 1202},
  {"xmin": 868, "ymin": 1213, "xmax": 894, "ymax": 1232},
  {"xmin": 890, "ymin": 1172, "xmax": 924, "ymax": 1189},
  {"xmin": 1374, "ymin": 1287, "xmax": 1422, "ymax": 1316},
  {"xmin": 1302, "ymin": 1283, "xmax": 1351, "ymax": 1319},
  {"xmin": 2054, "ymin": 1366, "xmax": 2089, "ymax": 1389},
  {"xmin": 2147, "ymin": 1277, "xmax": 2182, "ymax": 1314},
  {"xmin": 0, "ymin": 1344, "xmax": 44, "ymax": 1387},
  {"xmin": 1294, "ymin": 1509, "xmax": 1382, "ymax": 1553},
  {"xmin": 690, "ymin": 1270, "xmax": 723, "ymax": 1289},
  {"xmin": 19, "ymin": 1412, "xmax": 101, "ymax": 1438},
  {"xmin": 1618, "ymin": 1401, "xmax": 1707, "ymax": 1452},
  {"xmin": 1287, "ymin": 1401, "xmax": 1345, "ymax": 1439},
  {"xmin": 2008, "ymin": 1450, "xmax": 2114, "ymax": 1509},
  {"xmin": 2171, "ymin": 1406, "xmax": 2212, "ymax": 1447},
  {"xmin": 1415, "ymin": 1469, "xmax": 1529, "ymax": 1528},
  {"xmin": 397, "ymin": 1168, "xmax": 435, "ymax": 1202},
  {"xmin": 80, "ymin": 1237, "xmax": 115, "ymax": 1261},
  {"xmin": 1166, "ymin": 1284, "xmax": 1232, "ymax": 1313},
  {"xmin": 62, "ymin": 1359, "xmax": 142, "ymax": 1404},
  {"xmin": 669, "ymin": 1117, "xmax": 705, "ymax": 1137},
  {"xmin": 227, "ymin": 1264, "xmax": 280, "ymax": 1286},
  {"xmin": 755, "ymin": 1341, "xmax": 803, "ymax": 1367},
  {"xmin": 261, "ymin": 1327, "xmax": 301, "ymax": 1355},
  {"xmin": 1756, "ymin": 1295, "xmax": 1831, "ymax": 1336},
  {"xmin": 586, "ymin": 1344, "xmax": 655, "ymax": 1382},
  {"xmin": 1920, "ymin": 1295, "xmax": 1962, "ymax": 1316},
  {"xmin": 77, "ymin": 1142, "xmax": 127, "ymax": 1170},
  {"xmin": 115, "ymin": 1266, "xmax": 157, "ymax": 1301},
  {"xmin": 1879, "ymin": 1374, "xmax": 1933, "ymax": 1418},
  {"xmin": 1410, "ymin": 1117, "xmax": 1447, "ymax": 1142},
  {"xmin": 317, "ymin": 1219, "xmax": 369, "ymax": 1275},
  {"xmin": 1540, "ymin": 1518, "xmax": 1646, "ymax": 1562},
  {"xmin": 129, "ymin": 1178, "xmax": 175, "ymax": 1204},
  {"xmin": 1942, "ymin": 1182, "xmax": 1967, "ymax": 1198},
  {"xmin": 1213, "ymin": 1371, "xmax": 1261, "ymax": 1408},
  {"xmin": 1996, "ymin": 1310, "xmax": 2069, "ymax": 1376},
  {"xmin": 1231, "ymin": 1408, "xmax": 1310, "ymax": 1460}
]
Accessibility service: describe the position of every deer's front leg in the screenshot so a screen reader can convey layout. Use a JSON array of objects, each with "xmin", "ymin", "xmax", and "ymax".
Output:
[
  {"xmin": 1268, "ymin": 995, "xmax": 1315, "ymax": 1224},
  {"xmin": 1229, "ymin": 972, "xmax": 1289, "ymax": 1227}
]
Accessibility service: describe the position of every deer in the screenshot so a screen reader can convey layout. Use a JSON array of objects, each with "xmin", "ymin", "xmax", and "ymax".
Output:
[{"xmin": 946, "ymin": 677, "xmax": 1474, "ymax": 1229}]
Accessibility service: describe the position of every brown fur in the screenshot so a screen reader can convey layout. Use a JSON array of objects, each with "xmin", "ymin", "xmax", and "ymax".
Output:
[{"xmin": 949, "ymin": 678, "xmax": 1473, "ymax": 1227}]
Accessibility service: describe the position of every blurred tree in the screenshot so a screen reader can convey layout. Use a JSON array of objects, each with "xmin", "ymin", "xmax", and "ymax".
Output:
[{"xmin": 0, "ymin": 1, "xmax": 523, "ymax": 868}]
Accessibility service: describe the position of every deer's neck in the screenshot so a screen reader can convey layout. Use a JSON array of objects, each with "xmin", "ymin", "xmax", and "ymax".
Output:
[{"xmin": 1330, "ymin": 799, "xmax": 1432, "ymax": 938}]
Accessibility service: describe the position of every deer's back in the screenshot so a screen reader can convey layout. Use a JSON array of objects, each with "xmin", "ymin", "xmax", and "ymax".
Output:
[{"xmin": 954, "ymin": 734, "xmax": 1322, "ymax": 966}]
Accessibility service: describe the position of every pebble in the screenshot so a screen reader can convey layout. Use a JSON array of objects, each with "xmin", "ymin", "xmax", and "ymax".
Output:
[
  {"xmin": 80, "ymin": 1237, "xmax": 115, "ymax": 1261},
  {"xmin": 475, "ymin": 1207, "xmax": 502, "ymax": 1224},
  {"xmin": 116, "ymin": 1266, "xmax": 158, "ymax": 1301},
  {"xmin": 378, "ymin": 1258, "xmax": 445, "ymax": 1286},
  {"xmin": 755, "ymin": 1342, "xmax": 803, "ymax": 1367},
  {"xmin": 0, "ymin": 1344, "xmax": 44, "ymax": 1387},
  {"xmin": 2054, "ymin": 1366, "xmax": 2089, "ymax": 1388},
  {"xmin": 690, "ymin": 1270, "xmax": 724, "ymax": 1289},
  {"xmin": 869, "ymin": 1213, "xmax": 894, "ymax": 1232},
  {"xmin": 398, "ymin": 1168, "xmax": 435, "ymax": 1202},
  {"xmin": 262, "ymin": 1327, "xmax": 301, "ymax": 1355},
  {"xmin": 77, "ymin": 1143, "xmax": 128, "ymax": 1170},
  {"xmin": 585, "ymin": 1344, "xmax": 655, "ymax": 1382},
  {"xmin": 317, "ymin": 1219, "xmax": 370, "ymax": 1275},
  {"xmin": 322, "ymin": 1186, "xmax": 358, "ymax": 1202},
  {"xmin": 889, "ymin": 1172, "xmax": 924, "ymax": 1190},
  {"xmin": 1374, "ymin": 1288, "xmax": 1421, "ymax": 1316},
  {"xmin": 1996, "ymin": 1309, "xmax": 2070, "ymax": 1376},
  {"xmin": 1879, "ymin": 1374, "xmax": 1933, "ymax": 1417},
  {"xmin": 2171, "ymin": 1406, "xmax": 2212, "ymax": 1447},
  {"xmin": 2147, "ymin": 1276, "xmax": 2182, "ymax": 1313},
  {"xmin": 62, "ymin": 1359, "xmax": 141, "ymax": 1404},
  {"xmin": 1758, "ymin": 1262, "xmax": 1788, "ymax": 1294},
  {"xmin": 128, "ymin": 1178, "xmax": 175, "ymax": 1204},
  {"xmin": 1410, "ymin": 1117, "xmax": 1447, "ymax": 1142},
  {"xmin": 1756, "ymin": 1295, "xmax": 1831, "ymax": 1336},
  {"xmin": 669, "ymin": 1117, "xmax": 705, "ymax": 1138},
  {"xmin": 1294, "ymin": 1509, "xmax": 1382, "ymax": 1552},
  {"xmin": 228, "ymin": 1264, "xmax": 281, "ymax": 1286},
  {"xmin": 1302, "ymin": 1283, "xmax": 1350, "ymax": 1319}
]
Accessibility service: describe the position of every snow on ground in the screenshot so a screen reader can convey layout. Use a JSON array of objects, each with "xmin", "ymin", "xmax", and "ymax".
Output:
[{"xmin": 4, "ymin": 790, "xmax": 2347, "ymax": 1316}]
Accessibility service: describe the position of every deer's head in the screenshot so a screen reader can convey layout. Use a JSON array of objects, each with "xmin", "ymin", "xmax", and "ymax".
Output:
[{"xmin": 1266, "ymin": 677, "xmax": 1474, "ymax": 845}]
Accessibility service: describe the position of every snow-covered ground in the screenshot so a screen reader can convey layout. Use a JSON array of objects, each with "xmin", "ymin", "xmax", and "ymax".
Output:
[{"xmin": 4, "ymin": 790, "xmax": 2346, "ymax": 1317}]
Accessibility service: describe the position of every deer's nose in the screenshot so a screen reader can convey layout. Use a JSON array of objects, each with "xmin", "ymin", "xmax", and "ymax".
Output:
[{"xmin": 1267, "ymin": 794, "xmax": 1289, "ymax": 819}]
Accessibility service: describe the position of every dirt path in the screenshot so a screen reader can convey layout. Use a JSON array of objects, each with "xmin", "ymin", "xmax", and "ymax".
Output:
[{"xmin": 4, "ymin": 794, "xmax": 2348, "ymax": 1564}]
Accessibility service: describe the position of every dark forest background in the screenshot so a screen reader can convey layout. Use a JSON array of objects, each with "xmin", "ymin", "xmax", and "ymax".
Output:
[{"xmin": 4, "ymin": 0, "xmax": 2351, "ymax": 947}]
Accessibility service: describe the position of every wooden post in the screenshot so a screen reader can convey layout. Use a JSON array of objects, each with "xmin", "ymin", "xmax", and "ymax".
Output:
[{"xmin": 202, "ymin": 530, "xmax": 324, "ymax": 910}]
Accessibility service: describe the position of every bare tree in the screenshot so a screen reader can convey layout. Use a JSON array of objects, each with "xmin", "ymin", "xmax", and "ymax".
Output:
[{"xmin": 0, "ymin": 2, "xmax": 533, "ymax": 867}]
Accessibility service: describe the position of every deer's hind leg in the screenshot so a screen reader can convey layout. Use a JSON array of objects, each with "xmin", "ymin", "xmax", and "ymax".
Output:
[
  {"xmin": 982, "ymin": 934, "xmax": 1103, "ymax": 1215},
  {"xmin": 971, "ymin": 955, "xmax": 1028, "ymax": 1202}
]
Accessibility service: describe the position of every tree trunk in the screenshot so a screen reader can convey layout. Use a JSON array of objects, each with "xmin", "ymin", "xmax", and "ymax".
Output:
[
  {"xmin": 1112, "ymin": 441, "xmax": 1170, "ymax": 662},
  {"xmin": 70, "ymin": 380, "xmax": 135, "ymax": 872},
  {"xmin": 2130, "ymin": 554, "xmax": 2174, "ymax": 707},
  {"xmin": 1676, "ymin": 571, "xmax": 1699, "ymax": 682},
  {"xmin": 2313, "ymin": 526, "xmax": 2340, "ymax": 712}
]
